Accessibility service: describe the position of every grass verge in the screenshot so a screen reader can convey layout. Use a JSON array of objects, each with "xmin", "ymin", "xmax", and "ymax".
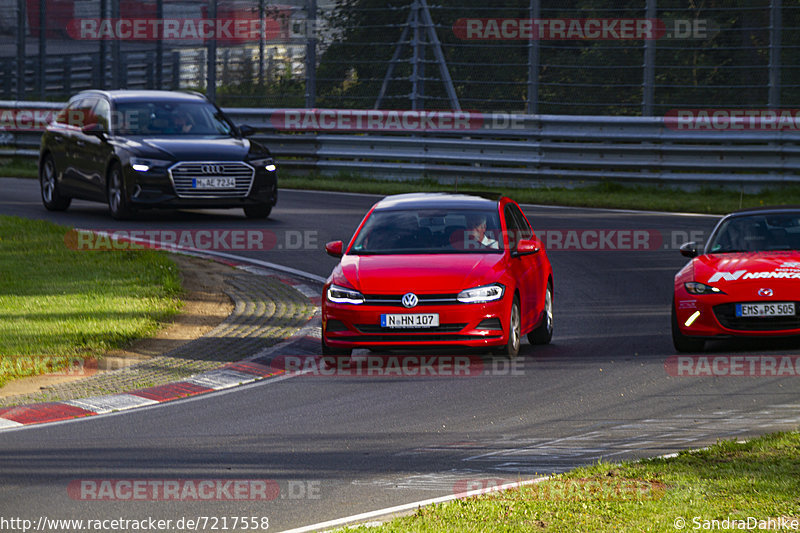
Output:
[
  {"xmin": 4, "ymin": 157, "xmax": 800, "ymax": 214},
  {"xmin": 357, "ymin": 431, "xmax": 800, "ymax": 532},
  {"xmin": 0, "ymin": 157, "xmax": 38, "ymax": 179},
  {"xmin": 0, "ymin": 215, "xmax": 182, "ymax": 388}
]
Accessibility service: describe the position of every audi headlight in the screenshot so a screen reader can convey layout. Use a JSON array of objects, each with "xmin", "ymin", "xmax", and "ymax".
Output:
[
  {"xmin": 326, "ymin": 284, "xmax": 365, "ymax": 305},
  {"xmin": 685, "ymin": 282, "xmax": 725, "ymax": 295},
  {"xmin": 457, "ymin": 283, "xmax": 505, "ymax": 303},
  {"xmin": 130, "ymin": 157, "xmax": 171, "ymax": 172},
  {"xmin": 249, "ymin": 158, "xmax": 277, "ymax": 172}
]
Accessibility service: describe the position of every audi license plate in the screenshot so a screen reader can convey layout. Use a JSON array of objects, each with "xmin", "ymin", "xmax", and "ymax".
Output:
[
  {"xmin": 381, "ymin": 313, "xmax": 439, "ymax": 328},
  {"xmin": 193, "ymin": 177, "xmax": 236, "ymax": 189},
  {"xmin": 736, "ymin": 302, "xmax": 795, "ymax": 317}
]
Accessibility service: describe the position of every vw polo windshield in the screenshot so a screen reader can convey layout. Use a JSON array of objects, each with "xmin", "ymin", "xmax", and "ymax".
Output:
[{"xmin": 350, "ymin": 208, "xmax": 504, "ymax": 254}]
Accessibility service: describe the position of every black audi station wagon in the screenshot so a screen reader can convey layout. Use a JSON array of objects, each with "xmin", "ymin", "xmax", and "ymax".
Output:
[{"xmin": 39, "ymin": 90, "xmax": 277, "ymax": 219}]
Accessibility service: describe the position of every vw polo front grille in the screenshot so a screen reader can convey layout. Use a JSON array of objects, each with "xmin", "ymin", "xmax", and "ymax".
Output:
[{"xmin": 169, "ymin": 161, "xmax": 254, "ymax": 198}]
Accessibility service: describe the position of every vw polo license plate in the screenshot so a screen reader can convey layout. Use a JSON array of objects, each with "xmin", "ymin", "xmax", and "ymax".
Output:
[
  {"xmin": 193, "ymin": 177, "xmax": 236, "ymax": 189},
  {"xmin": 381, "ymin": 313, "xmax": 439, "ymax": 328},
  {"xmin": 736, "ymin": 303, "xmax": 795, "ymax": 317}
]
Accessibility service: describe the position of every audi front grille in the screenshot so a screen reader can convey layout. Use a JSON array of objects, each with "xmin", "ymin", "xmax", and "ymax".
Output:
[{"xmin": 168, "ymin": 161, "xmax": 254, "ymax": 198}]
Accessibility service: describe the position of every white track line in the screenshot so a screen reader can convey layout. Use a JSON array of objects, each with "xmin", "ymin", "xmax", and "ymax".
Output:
[{"xmin": 280, "ymin": 477, "xmax": 548, "ymax": 533}]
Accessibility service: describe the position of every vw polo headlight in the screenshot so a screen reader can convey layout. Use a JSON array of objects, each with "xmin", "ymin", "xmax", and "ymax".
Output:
[
  {"xmin": 327, "ymin": 284, "xmax": 365, "ymax": 305},
  {"xmin": 457, "ymin": 283, "xmax": 505, "ymax": 303}
]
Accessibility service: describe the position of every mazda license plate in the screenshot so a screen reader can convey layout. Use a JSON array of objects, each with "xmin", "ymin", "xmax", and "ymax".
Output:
[{"xmin": 736, "ymin": 302, "xmax": 795, "ymax": 317}]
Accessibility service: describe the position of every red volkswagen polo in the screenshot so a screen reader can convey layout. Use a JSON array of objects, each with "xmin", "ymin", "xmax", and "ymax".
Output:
[
  {"xmin": 672, "ymin": 206, "xmax": 800, "ymax": 352},
  {"xmin": 321, "ymin": 193, "xmax": 554, "ymax": 357}
]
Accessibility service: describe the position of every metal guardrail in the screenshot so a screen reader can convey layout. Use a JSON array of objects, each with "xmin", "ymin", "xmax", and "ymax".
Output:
[{"xmin": 3, "ymin": 102, "xmax": 800, "ymax": 186}]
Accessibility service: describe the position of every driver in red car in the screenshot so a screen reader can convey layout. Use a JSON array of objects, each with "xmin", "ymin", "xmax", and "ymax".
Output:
[{"xmin": 466, "ymin": 213, "xmax": 499, "ymax": 249}]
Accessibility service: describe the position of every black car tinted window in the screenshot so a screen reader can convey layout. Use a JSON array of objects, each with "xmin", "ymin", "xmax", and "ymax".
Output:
[{"xmin": 113, "ymin": 100, "xmax": 232, "ymax": 136}]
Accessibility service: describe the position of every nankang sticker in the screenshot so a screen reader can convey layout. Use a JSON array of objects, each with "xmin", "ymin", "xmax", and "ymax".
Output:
[
  {"xmin": 708, "ymin": 270, "xmax": 746, "ymax": 283},
  {"xmin": 708, "ymin": 266, "xmax": 800, "ymax": 282},
  {"xmin": 743, "ymin": 271, "xmax": 800, "ymax": 280}
]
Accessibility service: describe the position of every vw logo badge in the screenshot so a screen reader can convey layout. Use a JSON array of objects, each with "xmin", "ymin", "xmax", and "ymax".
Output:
[
  {"xmin": 757, "ymin": 288, "xmax": 774, "ymax": 297},
  {"xmin": 401, "ymin": 292, "xmax": 419, "ymax": 308},
  {"xmin": 200, "ymin": 164, "xmax": 223, "ymax": 175}
]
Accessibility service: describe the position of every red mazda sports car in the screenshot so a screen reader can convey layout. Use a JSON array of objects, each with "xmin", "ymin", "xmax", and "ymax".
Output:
[
  {"xmin": 321, "ymin": 193, "xmax": 554, "ymax": 357},
  {"xmin": 672, "ymin": 206, "xmax": 800, "ymax": 352}
]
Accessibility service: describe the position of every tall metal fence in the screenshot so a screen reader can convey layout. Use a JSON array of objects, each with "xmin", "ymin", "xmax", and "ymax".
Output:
[{"xmin": 0, "ymin": 0, "xmax": 798, "ymax": 114}]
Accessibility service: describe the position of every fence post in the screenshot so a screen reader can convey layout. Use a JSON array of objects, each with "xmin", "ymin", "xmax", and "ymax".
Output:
[
  {"xmin": 171, "ymin": 51, "xmax": 181, "ymax": 89},
  {"xmin": 642, "ymin": 0, "xmax": 656, "ymax": 116},
  {"xmin": 410, "ymin": 0, "xmax": 420, "ymax": 110},
  {"xmin": 305, "ymin": 0, "xmax": 317, "ymax": 107},
  {"xmin": 38, "ymin": 0, "xmax": 46, "ymax": 98},
  {"xmin": 98, "ymin": 0, "xmax": 107, "ymax": 89},
  {"xmin": 206, "ymin": 0, "xmax": 217, "ymax": 100},
  {"xmin": 258, "ymin": 0, "xmax": 265, "ymax": 86},
  {"xmin": 768, "ymin": 0, "xmax": 781, "ymax": 108},
  {"xmin": 112, "ymin": 0, "xmax": 121, "ymax": 88},
  {"xmin": 63, "ymin": 55, "xmax": 71, "ymax": 95},
  {"xmin": 156, "ymin": 0, "xmax": 163, "ymax": 89},
  {"xmin": 17, "ymin": 0, "xmax": 26, "ymax": 100},
  {"xmin": 527, "ymin": 0, "xmax": 540, "ymax": 114}
]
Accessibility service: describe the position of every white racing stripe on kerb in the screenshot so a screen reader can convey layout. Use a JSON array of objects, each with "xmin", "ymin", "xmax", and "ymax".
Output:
[
  {"xmin": 280, "ymin": 477, "xmax": 548, "ymax": 533},
  {"xmin": 294, "ymin": 285, "xmax": 320, "ymax": 299},
  {"xmin": 64, "ymin": 394, "xmax": 158, "ymax": 414},
  {"xmin": 0, "ymin": 418, "xmax": 23, "ymax": 429},
  {"xmin": 187, "ymin": 369, "xmax": 260, "ymax": 390}
]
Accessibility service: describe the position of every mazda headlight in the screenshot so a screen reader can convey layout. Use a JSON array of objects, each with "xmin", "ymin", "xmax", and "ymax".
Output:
[
  {"xmin": 327, "ymin": 284, "xmax": 365, "ymax": 305},
  {"xmin": 130, "ymin": 157, "xmax": 171, "ymax": 172},
  {"xmin": 685, "ymin": 282, "xmax": 725, "ymax": 295},
  {"xmin": 457, "ymin": 283, "xmax": 505, "ymax": 303},
  {"xmin": 249, "ymin": 158, "xmax": 277, "ymax": 172}
]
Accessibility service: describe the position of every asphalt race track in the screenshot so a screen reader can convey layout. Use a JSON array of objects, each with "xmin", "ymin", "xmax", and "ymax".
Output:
[{"xmin": 1, "ymin": 177, "xmax": 799, "ymax": 531}]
